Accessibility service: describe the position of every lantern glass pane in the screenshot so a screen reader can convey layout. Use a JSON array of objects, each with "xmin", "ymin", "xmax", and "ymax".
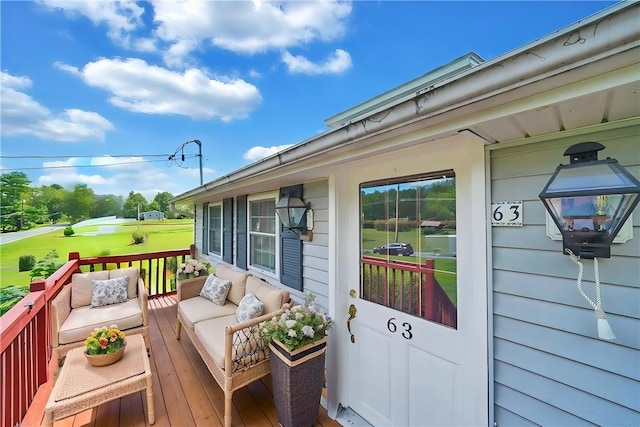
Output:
[
  {"xmin": 546, "ymin": 162, "xmax": 638, "ymax": 194},
  {"xmin": 545, "ymin": 192, "xmax": 637, "ymax": 236}
]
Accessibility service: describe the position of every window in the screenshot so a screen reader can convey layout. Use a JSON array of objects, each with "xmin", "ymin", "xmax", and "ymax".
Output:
[
  {"xmin": 360, "ymin": 171, "xmax": 457, "ymax": 328},
  {"xmin": 208, "ymin": 204, "xmax": 222, "ymax": 256},
  {"xmin": 249, "ymin": 196, "xmax": 277, "ymax": 274}
]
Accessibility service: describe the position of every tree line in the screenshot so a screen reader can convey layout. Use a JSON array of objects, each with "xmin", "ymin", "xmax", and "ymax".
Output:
[{"xmin": 0, "ymin": 171, "xmax": 192, "ymax": 232}]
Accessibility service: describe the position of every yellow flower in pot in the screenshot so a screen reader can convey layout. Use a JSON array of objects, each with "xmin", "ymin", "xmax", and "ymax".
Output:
[{"xmin": 84, "ymin": 325, "xmax": 126, "ymax": 366}]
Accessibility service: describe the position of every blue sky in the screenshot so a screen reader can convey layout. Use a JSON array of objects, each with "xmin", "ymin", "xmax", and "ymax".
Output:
[{"xmin": 1, "ymin": 0, "xmax": 616, "ymax": 200}]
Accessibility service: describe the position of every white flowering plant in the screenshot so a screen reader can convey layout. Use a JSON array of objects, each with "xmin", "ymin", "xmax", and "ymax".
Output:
[
  {"xmin": 176, "ymin": 258, "xmax": 211, "ymax": 280},
  {"xmin": 256, "ymin": 292, "xmax": 333, "ymax": 351}
]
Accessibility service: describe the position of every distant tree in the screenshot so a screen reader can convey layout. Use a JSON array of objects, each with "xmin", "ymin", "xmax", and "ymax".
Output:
[
  {"xmin": 172, "ymin": 202, "xmax": 194, "ymax": 218},
  {"xmin": 92, "ymin": 194, "xmax": 123, "ymax": 218},
  {"xmin": 0, "ymin": 172, "xmax": 31, "ymax": 231},
  {"xmin": 122, "ymin": 192, "xmax": 148, "ymax": 219},
  {"xmin": 64, "ymin": 184, "xmax": 95, "ymax": 223},
  {"xmin": 152, "ymin": 191, "xmax": 174, "ymax": 217},
  {"xmin": 32, "ymin": 184, "xmax": 66, "ymax": 223}
]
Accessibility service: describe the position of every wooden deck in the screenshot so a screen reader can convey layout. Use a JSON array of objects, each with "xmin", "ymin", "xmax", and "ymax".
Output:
[{"xmin": 25, "ymin": 295, "xmax": 340, "ymax": 427}]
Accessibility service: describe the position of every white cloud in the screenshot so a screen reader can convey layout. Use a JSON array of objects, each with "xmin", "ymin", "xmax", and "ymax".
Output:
[
  {"xmin": 151, "ymin": 0, "xmax": 352, "ymax": 64},
  {"xmin": 39, "ymin": 0, "xmax": 145, "ymax": 48},
  {"xmin": 58, "ymin": 58, "xmax": 262, "ymax": 121},
  {"xmin": 282, "ymin": 49, "xmax": 352, "ymax": 75},
  {"xmin": 244, "ymin": 144, "xmax": 294, "ymax": 162},
  {"xmin": 0, "ymin": 71, "xmax": 114, "ymax": 142},
  {"xmin": 41, "ymin": 1, "xmax": 354, "ymax": 72}
]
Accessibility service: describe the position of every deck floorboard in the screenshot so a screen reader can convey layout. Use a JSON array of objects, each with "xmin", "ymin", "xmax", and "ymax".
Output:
[{"xmin": 30, "ymin": 295, "xmax": 340, "ymax": 427}]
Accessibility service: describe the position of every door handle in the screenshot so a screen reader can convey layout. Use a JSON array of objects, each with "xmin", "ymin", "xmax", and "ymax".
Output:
[{"xmin": 347, "ymin": 304, "xmax": 357, "ymax": 343}]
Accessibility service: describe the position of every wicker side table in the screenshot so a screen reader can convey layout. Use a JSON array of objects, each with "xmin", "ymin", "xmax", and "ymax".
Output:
[{"xmin": 44, "ymin": 334, "xmax": 154, "ymax": 426}]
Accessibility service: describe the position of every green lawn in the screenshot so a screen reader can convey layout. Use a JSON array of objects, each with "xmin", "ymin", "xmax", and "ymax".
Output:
[
  {"xmin": 361, "ymin": 228, "xmax": 457, "ymax": 305},
  {"xmin": 0, "ymin": 219, "xmax": 194, "ymax": 290}
]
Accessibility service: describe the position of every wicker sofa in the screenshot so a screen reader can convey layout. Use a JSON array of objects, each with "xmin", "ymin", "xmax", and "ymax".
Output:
[
  {"xmin": 175, "ymin": 263, "xmax": 291, "ymax": 427},
  {"xmin": 51, "ymin": 267, "xmax": 149, "ymax": 362}
]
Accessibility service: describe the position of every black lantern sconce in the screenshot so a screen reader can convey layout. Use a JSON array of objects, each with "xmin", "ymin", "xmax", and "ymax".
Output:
[
  {"xmin": 539, "ymin": 142, "xmax": 640, "ymax": 259},
  {"xmin": 275, "ymin": 194, "xmax": 314, "ymax": 241}
]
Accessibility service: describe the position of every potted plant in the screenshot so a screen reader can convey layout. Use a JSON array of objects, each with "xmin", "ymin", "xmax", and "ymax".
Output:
[
  {"xmin": 257, "ymin": 292, "xmax": 333, "ymax": 427},
  {"xmin": 176, "ymin": 258, "xmax": 211, "ymax": 288},
  {"xmin": 84, "ymin": 325, "xmax": 126, "ymax": 367}
]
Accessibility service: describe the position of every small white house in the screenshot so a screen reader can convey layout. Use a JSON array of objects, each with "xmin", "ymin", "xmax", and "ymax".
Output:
[
  {"xmin": 173, "ymin": 3, "xmax": 639, "ymax": 425},
  {"xmin": 140, "ymin": 210, "xmax": 164, "ymax": 221}
]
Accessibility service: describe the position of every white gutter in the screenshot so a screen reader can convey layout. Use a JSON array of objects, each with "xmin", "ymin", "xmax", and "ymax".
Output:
[{"xmin": 172, "ymin": 1, "xmax": 638, "ymax": 203}]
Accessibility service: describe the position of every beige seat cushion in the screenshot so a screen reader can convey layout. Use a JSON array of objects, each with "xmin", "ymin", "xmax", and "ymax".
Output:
[
  {"xmin": 71, "ymin": 271, "xmax": 109, "ymax": 308},
  {"xmin": 178, "ymin": 297, "xmax": 238, "ymax": 330},
  {"xmin": 58, "ymin": 298, "xmax": 143, "ymax": 345},
  {"xmin": 194, "ymin": 316, "xmax": 266, "ymax": 371},
  {"xmin": 246, "ymin": 276, "xmax": 290, "ymax": 314},
  {"xmin": 109, "ymin": 267, "xmax": 139, "ymax": 299},
  {"xmin": 214, "ymin": 264, "xmax": 248, "ymax": 305}
]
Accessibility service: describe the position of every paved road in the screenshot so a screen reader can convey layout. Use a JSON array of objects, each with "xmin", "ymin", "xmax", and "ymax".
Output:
[{"xmin": 0, "ymin": 224, "xmax": 68, "ymax": 245}]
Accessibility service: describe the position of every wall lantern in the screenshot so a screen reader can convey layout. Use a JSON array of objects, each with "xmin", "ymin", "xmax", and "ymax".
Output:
[
  {"xmin": 539, "ymin": 141, "xmax": 640, "ymax": 259},
  {"xmin": 275, "ymin": 194, "xmax": 314, "ymax": 241}
]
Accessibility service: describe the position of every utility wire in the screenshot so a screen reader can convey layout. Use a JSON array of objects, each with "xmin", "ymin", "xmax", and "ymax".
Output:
[
  {"xmin": 2, "ymin": 156, "xmax": 199, "ymax": 172},
  {"xmin": 0, "ymin": 154, "xmax": 171, "ymax": 159}
]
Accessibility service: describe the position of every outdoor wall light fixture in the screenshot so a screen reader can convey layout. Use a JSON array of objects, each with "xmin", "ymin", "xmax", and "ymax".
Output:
[
  {"xmin": 539, "ymin": 141, "xmax": 640, "ymax": 259},
  {"xmin": 275, "ymin": 195, "xmax": 314, "ymax": 241}
]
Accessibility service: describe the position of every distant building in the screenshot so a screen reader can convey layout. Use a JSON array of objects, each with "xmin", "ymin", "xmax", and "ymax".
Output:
[{"xmin": 140, "ymin": 210, "xmax": 164, "ymax": 220}]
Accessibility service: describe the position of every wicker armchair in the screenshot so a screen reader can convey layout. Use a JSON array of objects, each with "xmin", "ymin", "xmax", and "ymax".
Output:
[{"xmin": 51, "ymin": 267, "xmax": 149, "ymax": 362}]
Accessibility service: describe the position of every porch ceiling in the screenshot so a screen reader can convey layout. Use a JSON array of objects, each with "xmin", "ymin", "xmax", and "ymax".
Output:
[{"xmin": 469, "ymin": 81, "xmax": 639, "ymax": 143}]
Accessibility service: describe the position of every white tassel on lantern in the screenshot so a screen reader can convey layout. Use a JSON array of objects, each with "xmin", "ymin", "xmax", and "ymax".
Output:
[
  {"xmin": 567, "ymin": 250, "xmax": 616, "ymax": 341},
  {"xmin": 595, "ymin": 308, "xmax": 616, "ymax": 340}
]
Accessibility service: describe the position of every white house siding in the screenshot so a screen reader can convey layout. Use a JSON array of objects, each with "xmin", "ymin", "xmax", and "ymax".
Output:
[
  {"xmin": 301, "ymin": 180, "xmax": 330, "ymax": 309},
  {"xmin": 489, "ymin": 123, "xmax": 640, "ymax": 426}
]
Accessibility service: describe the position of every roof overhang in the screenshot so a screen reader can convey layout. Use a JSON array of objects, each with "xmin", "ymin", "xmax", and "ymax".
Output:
[{"xmin": 172, "ymin": 1, "xmax": 639, "ymax": 205}]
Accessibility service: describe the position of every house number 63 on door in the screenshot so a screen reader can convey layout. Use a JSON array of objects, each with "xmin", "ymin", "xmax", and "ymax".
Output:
[{"xmin": 387, "ymin": 318, "xmax": 413, "ymax": 340}]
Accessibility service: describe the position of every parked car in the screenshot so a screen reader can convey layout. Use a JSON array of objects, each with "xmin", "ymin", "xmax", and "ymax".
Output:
[{"xmin": 372, "ymin": 242, "xmax": 414, "ymax": 256}]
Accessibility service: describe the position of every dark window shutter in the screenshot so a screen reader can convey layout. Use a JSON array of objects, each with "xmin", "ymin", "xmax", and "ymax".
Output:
[
  {"xmin": 279, "ymin": 185, "xmax": 303, "ymax": 291},
  {"xmin": 202, "ymin": 203, "xmax": 208, "ymax": 254},
  {"xmin": 236, "ymin": 195, "xmax": 248, "ymax": 269},
  {"xmin": 223, "ymin": 198, "xmax": 233, "ymax": 264}
]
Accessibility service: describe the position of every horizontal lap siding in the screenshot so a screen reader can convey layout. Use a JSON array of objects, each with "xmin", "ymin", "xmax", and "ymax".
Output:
[
  {"xmin": 302, "ymin": 180, "xmax": 330, "ymax": 309},
  {"xmin": 490, "ymin": 125, "xmax": 640, "ymax": 426}
]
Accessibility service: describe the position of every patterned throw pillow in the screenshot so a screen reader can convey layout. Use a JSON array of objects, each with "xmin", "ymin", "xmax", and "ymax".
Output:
[
  {"xmin": 200, "ymin": 274, "xmax": 232, "ymax": 306},
  {"xmin": 91, "ymin": 276, "xmax": 129, "ymax": 307},
  {"xmin": 236, "ymin": 293, "xmax": 264, "ymax": 323}
]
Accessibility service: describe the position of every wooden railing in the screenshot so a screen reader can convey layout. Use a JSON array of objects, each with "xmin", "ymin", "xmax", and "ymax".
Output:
[
  {"xmin": 0, "ymin": 247, "xmax": 193, "ymax": 427},
  {"xmin": 361, "ymin": 256, "xmax": 457, "ymax": 328},
  {"xmin": 67, "ymin": 245, "xmax": 194, "ymax": 298}
]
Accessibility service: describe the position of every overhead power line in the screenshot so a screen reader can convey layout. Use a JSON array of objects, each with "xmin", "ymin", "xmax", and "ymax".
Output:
[
  {"xmin": 1, "ymin": 155, "xmax": 200, "ymax": 172},
  {"xmin": 0, "ymin": 154, "xmax": 171, "ymax": 159}
]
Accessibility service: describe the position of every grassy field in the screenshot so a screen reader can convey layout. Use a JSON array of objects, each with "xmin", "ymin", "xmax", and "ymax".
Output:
[
  {"xmin": 0, "ymin": 219, "xmax": 194, "ymax": 290},
  {"xmin": 361, "ymin": 228, "xmax": 458, "ymax": 305}
]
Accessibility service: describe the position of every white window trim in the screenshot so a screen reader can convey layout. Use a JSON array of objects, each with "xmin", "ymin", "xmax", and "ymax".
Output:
[
  {"xmin": 208, "ymin": 202, "xmax": 223, "ymax": 258},
  {"xmin": 247, "ymin": 192, "xmax": 279, "ymax": 278}
]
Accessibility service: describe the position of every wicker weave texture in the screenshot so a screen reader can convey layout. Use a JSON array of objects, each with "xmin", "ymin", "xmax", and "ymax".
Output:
[
  {"xmin": 44, "ymin": 335, "xmax": 154, "ymax": 426},
  {"xmin": 269, "ymin": 340, "xmax": 326, "ymax": 427}
]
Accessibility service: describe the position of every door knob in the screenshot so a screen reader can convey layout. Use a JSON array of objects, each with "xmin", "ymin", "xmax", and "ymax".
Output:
[{"xmin": 347, "ymin": 304, "xmax": 357, "ymax": 343}]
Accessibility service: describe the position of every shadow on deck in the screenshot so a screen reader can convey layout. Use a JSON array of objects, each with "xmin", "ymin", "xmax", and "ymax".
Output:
[{"xmin": 26, "ymin": 295, "xmax": 340, "ymax": 427}]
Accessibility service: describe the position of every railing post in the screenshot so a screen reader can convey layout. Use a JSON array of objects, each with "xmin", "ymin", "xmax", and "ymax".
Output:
[
  {"xmin": 68, "ymin": 251, "xmax": 80, "ymax": 261},
  {"xmin": 30, "ymin": 279, "xmax": 45, "ymax": 292},
  {"xmin": 190, "ymin": 244, "xmax": 196, "ymax": 257},
  {"xmin": 423, "ymin": 259, "xmax": 435, "ymax": 320}
]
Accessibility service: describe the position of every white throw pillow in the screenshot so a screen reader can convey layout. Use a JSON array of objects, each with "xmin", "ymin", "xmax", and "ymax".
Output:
[
  {"xmin": 91, "ymin": 276, "xmax": 129, "ymax": 307},
  {"xmin": 200, "ymin": 274, "xmax": 232, "ymax": 306},
  {"xmin": 236, "ymin": 293, "xmax": 264, "ymax": 323}
]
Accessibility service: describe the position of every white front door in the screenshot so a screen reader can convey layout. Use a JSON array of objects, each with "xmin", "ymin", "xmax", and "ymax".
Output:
[{"xmin": 333, "ymin": 136, "xmax": 488, "ymax": 426}]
